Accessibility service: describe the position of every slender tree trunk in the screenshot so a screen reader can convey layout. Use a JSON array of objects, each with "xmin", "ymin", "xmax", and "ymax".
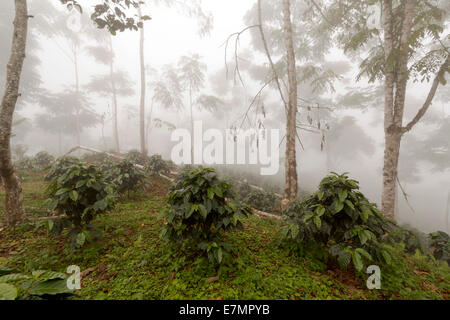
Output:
[
  {"xmin": 381, "ymin": 0, "xmax": 416, "ymax": 218},
  {"xmin": 137, "ymin": 5, "xmax": 147, "ymax": 155},
  {"xmin": 0, "ymin": 0, "xmax": 28, "ymax": 227},
  {"xmin": 189, "ymin": 83, "xmax": 194, "ymax": 162},
  {"xmin": 108, "ymin": 36, "xmax": 120, "ymax": 153},
  {"xmin": 282, "ymin": 0, "xmax": 298, "ymax": 201},
  {"xmin": 146, "ymin": 97, "xmax": 154, "ymax": 154},
  {"xmin": 446, "ymin": 190, "xmax": 450, "ymax": 233},
  {"xmin": 73, "ymin": 43, "xmax": 81, "ymax": 148},
  {"xmin": 101, "ymin": 116, "xmax": 107, "ymax": 151}
]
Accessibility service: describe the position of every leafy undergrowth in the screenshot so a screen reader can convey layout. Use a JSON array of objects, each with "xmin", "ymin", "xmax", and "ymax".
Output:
[{"xmin": 0, "ymin": 174, "xmax": 449, "ymax": 300}]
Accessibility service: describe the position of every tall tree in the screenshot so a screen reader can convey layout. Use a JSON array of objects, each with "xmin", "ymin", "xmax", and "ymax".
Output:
[
  {"xmin": 35, "ymin": 90, "xmax": 98, "ymax": 155},
  {"xmin": 0, "ymin": 0, "xmax": 28, "ymax": 227},
  {"xmin": 135, "ymin": 0, "xmax": 212, "ymax": 156},
  {"xmin": 282, "ymin": 0, "xmax": 298, "ymax": 201},
  {"xmin": 227, "ymin": 0, "xmax": 340, "ymax": 203},
  {"xmin": 317, "ymin": 0, "xmax": 449, "ymax": 218},
  {"xmin": 137, "ymin": 4, "xmax": 147, "ymax": 155},
  {"xmin": 178, "ymin": 54, "xmax": 207, "ymax": 161},
  {"xmin": 85, "ymin": 43, "xmax": 135, "ymax": 153}
]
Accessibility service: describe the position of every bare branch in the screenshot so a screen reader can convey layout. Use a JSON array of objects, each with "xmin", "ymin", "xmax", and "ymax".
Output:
[
  {"xmin": 223, "ymin": 25, "xmax": 259, "ymax": 87},
  {"xmin": 237, "ymin": 77, "xmax": 274, "ymax": 130},
  {"xmin": 257, "ymin": 0, "xmax": 288, "ymax": 110},
  {"xmin": 402, "ymin": 55, "xmax": 449, "ymax": 134},
  {"xmin": 396, "ymin": 176, "xmax": 415, "ymax": 214}
]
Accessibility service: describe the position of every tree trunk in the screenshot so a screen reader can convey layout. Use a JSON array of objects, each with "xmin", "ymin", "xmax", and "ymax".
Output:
[
  {"xmin": 446, "ymin": 190, "xmax": 450, "ymax": 234},
  {"xmin": 0, "ymin": 0, "xmax": 28, "ymax": 227},
  {"xmin": 189, "ymin": 83, "xmax": 194, "ymax": 163},
  {"xmin": 73, "ymin": 43, "xmax": 81, "ymax": 148},
  {"xmin": 137, "ymin": 5, "xmax": 147, "ymax": 155},
  {"xmin": 282, "ymin": 0, "xmax": 298, "ymax": 201},
  {"xmin": 382, "ymin": 131, "xmax": 401, "ymax": 218},
  {"xmin": 146, "ymin": 97, "xmax": 154, "ymax": 154},
  {"xmin": 108, "ymin": 36, "xmax": 120, "ymax": 153},
  {"xmin": 381, "ymin": 0, "xmax": 416, "ymax": 218}
]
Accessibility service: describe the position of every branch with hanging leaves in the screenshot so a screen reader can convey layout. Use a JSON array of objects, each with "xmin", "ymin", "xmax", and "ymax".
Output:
[{"xmin": 60, "ymin": 0, "xmax": 151, "ymax": 35}]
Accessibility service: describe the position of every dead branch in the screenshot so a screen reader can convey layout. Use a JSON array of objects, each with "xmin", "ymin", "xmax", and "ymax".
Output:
[
  {"xmin": 223, "ymin": 24, "xmax": 259, "ymax": 87},
  {"xmin": 257, "ymin": 0, "xmax": 288, "ymax": 111},
  {"xmin": 396, "ymin": 176, "xmax": 415, "ymax": 214},
  {"xmin": 64, "ymin": 145, "xmax": 145, "ymax": 170}
]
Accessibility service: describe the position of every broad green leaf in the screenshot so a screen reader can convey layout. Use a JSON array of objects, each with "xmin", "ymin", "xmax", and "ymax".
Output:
[
  {"xmin": 352, "ymin": 251, "xmax": 363, "ymax": 271},
  {"xmin": 335, "ymin": 201, "xmax": 344, "ymax": 213},
  {"xmin": 198, "ymin": 204, "xmax": 207, "ymax": 219},
  {"xmin": 345, "ymin": 200, "xmax": 355, "ymax": 210},
  {"xmin": 358, "ymin": 230, "xmax": 369, "ymax": 245},
  {"xmin": 318, "ymin": 190, "xmax": 325, "ymax": 200},
  {"xmin": 314, "ymin": 216, "xmax": 322, "ymax": 229},
  {"xmin": 337, "ymin": 251, "xmax": 351, "ymax": 269},
  {"xmin": 29, "ymin": 279, "xmax": 73, "ymax": 296},
  {"xmin": 214, "ymin": 187, "xmax": 223, "ymax": 197},
  {"xmin": 315, "ymin": 206, "xmax": 325, "ymax": 217},
  {"xmin": 338, "ymin": 189, "xmax": 348, "ymax": 202},
  {"xmin": 55, "ymin": 188, "xmax": 70, "ymax": 196},
  {"xmin": 355, "ymin": 248, "xmax": 372, "ymax": 261},
  {"xmin": 76, "ymin": 233, "xmax": 86, "ymax": 248},
  {"xmin": 0, "ymin": 283, "xmax": 17, "ymax": 300},
  {"xmin": 0, "ymin": 273, "xmax": 31, "ymax": 283},
  {"xmin": 0, "ymin": 266, "xmax": 16, "ymax": 276},
  {"xmin": 382, "ymin": 250, "xmax": 392, "ymax": 265},
  {"xmin": 32, "ymin": 270, "xmax": 66, "ymax": 281},
  {"xmin": 75, "ymin": 180, "xmax": 86, "ymax": 188},
  {"xmin": 69, "ymin": 190, "xmax": 79, "ymax": 202}
]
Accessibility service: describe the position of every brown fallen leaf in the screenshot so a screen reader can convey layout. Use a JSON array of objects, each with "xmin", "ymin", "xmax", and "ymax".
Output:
[
  {"xmin": 81, "ymin": 267, "xmax": 96, "ymax": 278},
  {"xmin": 206, "ymin": 276, "xmax": 219, "ymax": 284}
]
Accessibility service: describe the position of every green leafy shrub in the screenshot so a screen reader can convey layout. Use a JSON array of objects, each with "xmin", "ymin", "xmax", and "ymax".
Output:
[
  {"xmin": 145, "ymin": 154, "xmax": 170, "ymax": 175},
  {"xmin": 385, "ymin": 226, "xmax": 429, "ymax": 255},
  {"xmin": 103, "ymin": 159, "xmax": 149, "ymax": 196},
  {"xmin": 14, "ymin": 156, "xmax": 35, "ymax": 173},
  {"xmin": 159, "ymin": 167, "xmax": 253, "ymax": 264},
  {"xmin": 234, "ymin": 181, "xmax": 252, "ymax": 199},
  {"xmin": 281, "ymin": 172, "xmax": 393, "ymax": 272},
  {"xmin": 428, "ymin": 231, "xmax": 450, "ymax": 263},
  {"xmin": 125, "ymin": 149, "xmax": 150, "ymax": 166},
  {"xmin": 82, "ymin": 152, "xmax": 110, "ymax": 164},
  {"xmin": 33, "ymin": 151, "xmax": 55, "ymax": 170},
  {"xmin": 45, "ymin": 161, "xmax": 117, "ymax": 248},
  {"xmin": 243, "ymin": 189, "xmax": 282, "ymax": 214},
  {"xmin": 44, "ymin": 157, "xmax": 80, "ymax": 182},
  {"xmin": 0, "ymin": 266, "xmax": 75, "ymax": 300}
]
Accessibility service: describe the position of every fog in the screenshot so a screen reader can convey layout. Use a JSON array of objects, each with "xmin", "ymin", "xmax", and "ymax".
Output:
[{"xmin": 2, "ymin": 0, "xmax": 449, "ymax": 233}]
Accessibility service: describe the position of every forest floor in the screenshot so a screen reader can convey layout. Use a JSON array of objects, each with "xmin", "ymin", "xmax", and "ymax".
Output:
[{"xmin": 0, "ymin": 173, "xmax": 449, "ymax": 300}]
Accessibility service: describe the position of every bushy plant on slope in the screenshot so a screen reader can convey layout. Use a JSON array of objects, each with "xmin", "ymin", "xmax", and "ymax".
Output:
[
  {"xmin": 103, "ymin": 159, "xmax": 149, "ymax": 196},
  {"xmin": 45, "ymin": 161, "xmax": 116, "ymax": 248},
  {"xmin": 145, "ymin": 154, "xmax": 170, "ymax": 176},
  {"xmin": 33, "ymin": 151, "xmax": 55, "ymax": 170},
  {"xmin": 281, "ymin": 172, "xmax": 394, "ymax": 272},
  {"xmin": 159, "ymin": 167, "xmax": 253, "ymax": 264}
]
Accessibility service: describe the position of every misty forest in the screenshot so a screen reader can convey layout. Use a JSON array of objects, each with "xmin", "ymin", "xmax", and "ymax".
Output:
[{"xmin": 0, "ymin": 0, "xmax": 449, "ymax": 301}]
